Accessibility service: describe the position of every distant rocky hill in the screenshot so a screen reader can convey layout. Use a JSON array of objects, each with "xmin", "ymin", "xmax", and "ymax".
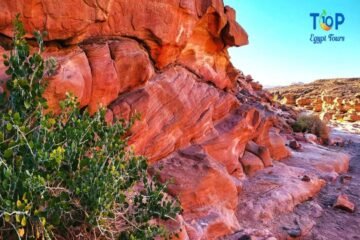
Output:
[{"xmin": 270, "ymin": 78, "xmax": 360, "ymax": 122}]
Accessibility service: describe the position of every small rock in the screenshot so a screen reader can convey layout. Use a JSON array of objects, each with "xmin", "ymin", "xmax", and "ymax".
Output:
[
  {"xmin": 284, "ymin": 227, "xmax": 302, "ymax": 238},
  {"xmin": 330, "ymin": 136, "xmax": 345, "ymax": 147},
  {"xmin": 333, "ymin": 194, "xmax": 355, "ymax": 212},
  {"xmin": 340, "ymin": 175, "xmax": 352, "ymax": 184},
  {"xmin": 301, "ymin": 175, "xmax": 311, "ymax": 182},
  {"xmin": 305, "ymin": 133, "xmax": 317, "ymax": 144},
  {"xmin": 245, "ymin": 75, "xmax": 253, "ymax": 82},
  {"xmin": 293, "ymin": 132, "xmax": 305, "ymax": 142},
  {"xmin": 289, "ymin": 140, "xmax": 302, "ymax": 150},
  {"xmin": 238, "ymin": 234, "xmax": 252, "ymax": 240}
]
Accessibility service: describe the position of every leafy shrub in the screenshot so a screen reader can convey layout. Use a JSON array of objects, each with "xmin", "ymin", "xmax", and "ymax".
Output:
[
  {"xmin": 292, "ymin": 114, "xmax": 330, "ymax": 143},
  {"xmin": 0, "ymin": 16, "xmax": 180, "ymax": 239}
]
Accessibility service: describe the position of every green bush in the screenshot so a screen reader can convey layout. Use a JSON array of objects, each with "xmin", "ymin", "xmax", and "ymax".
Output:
[
  {"xmin": 292, "ymin": 114, "xmax": 330, "ymax": 143},
  {"xmin": 0, "ymin": 16, "xmax": 180, "ymax": 239}
]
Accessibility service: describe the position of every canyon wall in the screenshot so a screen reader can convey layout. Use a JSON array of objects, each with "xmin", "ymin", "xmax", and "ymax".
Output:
[{"xmin": 0, "ymin": 1, "xmax": 350, "ymax": 239}]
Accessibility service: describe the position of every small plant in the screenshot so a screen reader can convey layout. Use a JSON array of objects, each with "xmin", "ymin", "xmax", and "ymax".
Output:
[
  {"xmin": 0, "ymin": 16, "xmax": 180, "ymax": 239},
  {"xmin": 292, "ymin": 114, "xmax": 330, "ymax": 143}
]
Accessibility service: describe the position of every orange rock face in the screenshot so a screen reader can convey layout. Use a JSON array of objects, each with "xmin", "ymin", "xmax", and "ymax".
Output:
[
  {"xmin": 0, "ymin": 0, "xmax": 248, "ymax": 91},
  {"xmin": 0, "ymin": 2, "xmax": 257, "ymax": 238},
  {"xmin": 152, "ymin": 145, "xmax": 240, "ymax": 239},
  {"xmin": 110, "ymin": 67, "xmax": 241, "ymax": 162},
  {"xmin": 0, "ymin": 1, "xmax": 349, "ymax": 239},
  {"xmin": 83, "ymin": 39, "xmax": 154, "ymax": 113},
  {"xmin": 42, "ymin": 47, "xmax": 92, "ymax": 112},
  {"xmin": 246, "ymin": 141, "xmax": 273, "ymax": 167}
]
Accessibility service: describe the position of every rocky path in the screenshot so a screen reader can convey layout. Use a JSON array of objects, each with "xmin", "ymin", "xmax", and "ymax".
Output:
[
  {"xmin": 305, "ymin": 131, "xmax": 360, "ymax": 240},
  {"xmin": 223, "ymin": 128, "xmax": 360, "ymax": 240}
]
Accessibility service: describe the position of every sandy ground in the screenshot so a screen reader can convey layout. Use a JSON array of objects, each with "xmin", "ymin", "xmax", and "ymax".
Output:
[{"xmin": 305, "ymin": 126, "xmax": 360, "ymax": 240}]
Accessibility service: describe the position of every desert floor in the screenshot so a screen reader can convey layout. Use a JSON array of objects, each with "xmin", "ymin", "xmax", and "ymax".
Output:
[{"xmin": 306, "ymin": 126, "xmax": 360, "ymax": 240}]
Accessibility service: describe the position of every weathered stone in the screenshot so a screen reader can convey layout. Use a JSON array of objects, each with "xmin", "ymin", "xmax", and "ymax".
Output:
[
  {"xmin": 333, "ymin": 194, "xmax": 355, "ymax": 212},
  {"xmin": 43, "ymin": 47, "xmax": 92, "ymax": 112},
  {"xmin": 83, "ymin": 39, "xmax": 154, "ymax": 113},
  {"xmin": 282, "ymin": 94, "xmax": 296, "ymax": 105},
  {"xmin": 110, "ymin": 66, "xmax": 241, "ymax": 163},
  {"xmin": 152, "ymin": 145, "xmax": 240, "ymax": 239},
  {"xmin": 240, "ymin": 151, "xmax": 264, "ymax": 176},
  {"xmin": 296, "ymin": 98, "xmax": 312, "ymax": 106},
  {"xmin": 305, "ymin": 133, "xmax": 317, "ymax": 144},
  {"xmin": 245, "ymin": 141, "xmax": 273, "ymax": 167},
  {"xmin": 289, "ymin": 140, "xmax": 302, "ymax": 150}
]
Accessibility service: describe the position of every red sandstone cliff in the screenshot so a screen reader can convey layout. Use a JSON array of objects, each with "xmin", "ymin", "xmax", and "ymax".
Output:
[{"xmin": 0, "ymin": 1, "xmax": 350, "ymax": 239}]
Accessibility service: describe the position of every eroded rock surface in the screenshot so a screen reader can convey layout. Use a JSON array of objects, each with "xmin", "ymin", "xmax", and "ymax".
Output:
[
  {"xmin": 270, "ymin": 79, "xmax": 360, "ymax": 122},
  {"xmin": 0, "ymin": 1, "xmax": 353, "ymax": 239}
]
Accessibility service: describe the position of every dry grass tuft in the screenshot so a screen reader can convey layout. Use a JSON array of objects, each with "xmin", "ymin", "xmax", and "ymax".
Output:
[{"xmin": 292, "ymin": 114, "xmax": 330, "ymax": 143}]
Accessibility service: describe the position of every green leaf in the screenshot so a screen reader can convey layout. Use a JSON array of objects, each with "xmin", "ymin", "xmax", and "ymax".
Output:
[
  {"xmin": 16, "ymin": 200, "xmax": 22, "ymax": 208},
  {"xmin": 6, "ymin": 123, "xmax": 13, "ymax": 131},
  {"xmin": 21, "ymin": 216, "xmax": 27, "ymax": 227},
  {"xmin": 4, "ymin": 213, "xmax": 11, "ymax": 223},
  {"xmin": 4, "ymin": 149, "xmax": 13, "ymax": 159},
  {"xmin": 24, "ymin": 100, "xmax": 31, "ymax": 109},
  {"xmin": 14, "ymin": 112, "xmax": 20, "ymax": 122},
  {"xmin": 15, "ymin": 214, "xmax": 21, "ymax": 223}
]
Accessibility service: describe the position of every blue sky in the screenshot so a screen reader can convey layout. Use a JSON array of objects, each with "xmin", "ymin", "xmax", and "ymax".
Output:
[{"xmin": 224, "ymin": 0, "xmax": 360, "ymax": 86}]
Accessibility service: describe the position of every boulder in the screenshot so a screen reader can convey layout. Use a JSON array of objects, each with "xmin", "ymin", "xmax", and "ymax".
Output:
[
  {"xmin": 240, "ymin": 151, "xmax": 264, "ymax": 176},
  {"xmin": 333, "ymin": 194, "xmax": 355, "ymax": 212},
  {"xmin": 343, "ymin": 114, "xmax": 360, "ymax": 122},
  {"xmin": 250, "ymin": 81, "xmax": 263, "ymax": 91},
  {"xmin": 282, "ymin": 94, "xmax": 296, "ymax": 105},
  {"xmin": 329, "ymin": 136, "xmax": 345, "ymax": 147},
  {"xmin": 289, "ymin": 140, "xmax": 302, "ymax": 150},
  {"xmin": 313, "ymin": 103, "xmax": 323, "ymax": 112},
  {"xmin": 320, "ymin": 112, "xmax": 334, "ymax": 122},
  {"xmin": 245, "ymin": 141, "xmax": 273, "ymax": 167},
  {"xmin": 43, "ymin": 46, "xmax": 92, "ymax": 112},
  {"xmin": 267, "ymin": 131, "xmax": 291, "ymax": 160},
  {"xmin": 296, "ymin": 98, "xmax": 312, "ymax": 106},
  {"xmin": 254, "ymin": 119, "xmax": 291, "ymax": 161},
  {"xmin": 305, "ymin": 133, "xmax": 317, "ymax": 144},
  {"xmin": 321, "ymin": 95, "xmax": 335, "ymax": 104}
]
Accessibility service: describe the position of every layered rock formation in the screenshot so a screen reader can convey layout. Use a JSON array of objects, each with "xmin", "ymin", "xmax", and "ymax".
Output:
[
  {"xmin": 270, "ymin": 79, "xmax": 360, "ymax": 122},
  {"xmin": 0, "ymin": 1, "xmax": 351, "ymax": 239}
]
